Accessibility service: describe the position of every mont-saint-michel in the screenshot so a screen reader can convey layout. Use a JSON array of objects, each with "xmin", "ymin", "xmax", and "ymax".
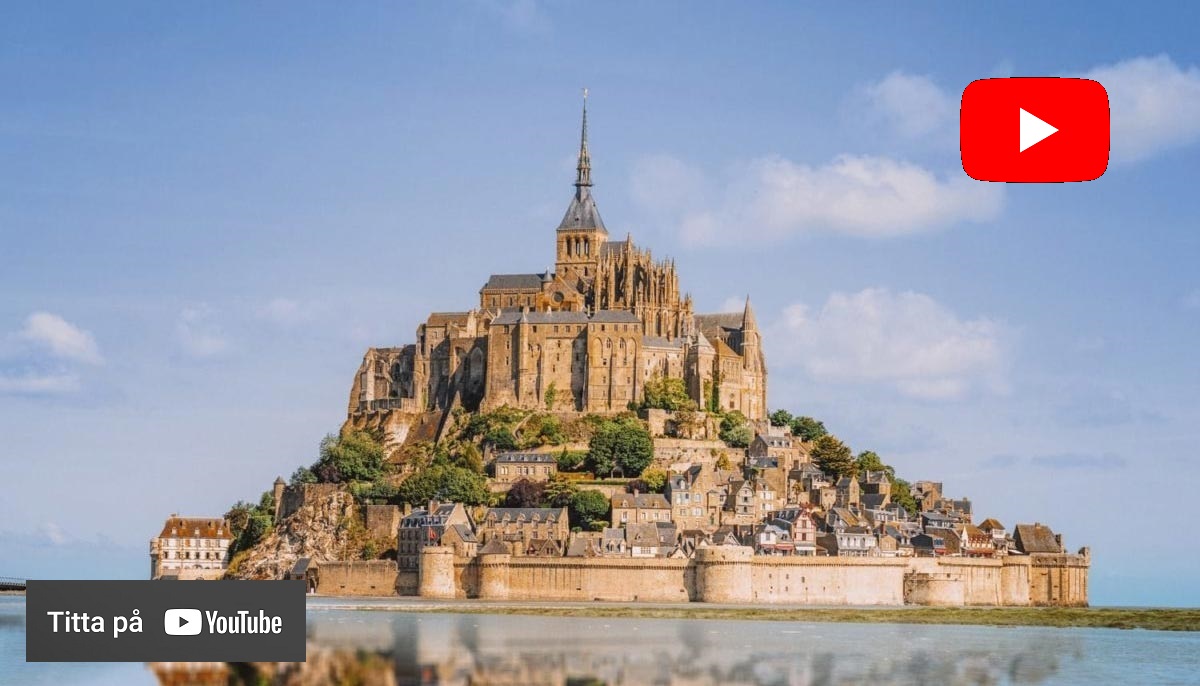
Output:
[{"xmin": 149, "ymin": 99, "xmax": 1089, "ymax": 608}]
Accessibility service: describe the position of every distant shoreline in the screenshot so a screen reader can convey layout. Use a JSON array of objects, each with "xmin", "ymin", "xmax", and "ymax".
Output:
[{"xmin": 307, "ymin": 598, "xmax": 1200, "ymax": 632}]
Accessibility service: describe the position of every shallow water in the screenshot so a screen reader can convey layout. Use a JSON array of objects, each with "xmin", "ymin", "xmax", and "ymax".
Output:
[{"xmin": 3, "ymin": 595, "xmax": 1198, "ymax": 685}]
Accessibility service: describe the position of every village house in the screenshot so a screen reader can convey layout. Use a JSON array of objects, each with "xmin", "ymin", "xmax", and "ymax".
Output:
[
  {"xmin": 149, "ymin": 515, "xmax": 232, "ymax": 580},
  {"xmin": 978, "ymin": 518, "xmax": 1008, "ymax": 553},
  {"xmin": 493, "ymin": 452, "xmax": 558, "ymax": 484},
  {"xmin": 611, "ymin": 492, "xmax": 671, "ymax": 526},
  {"xmin": 911, "ymin": 481, "xmax": 944, "ymax": 512},
  {"xmin": 665, "ymin": 463, "xmax": 721, "ymax": 529},
  {"xmin": 921, "ymin": 511, "xmax": 957, "ymax": 531},
  {"xmin": 398, "ymin": 502, "xmax": 470, "ymax": 571},
  {"xmin": 751, "ymin": 523, "xmax": 796, "ymax": 555},
  {"xmin": 835, "ymin": 476, "xmax": 861, "ymax": 508},
  {"xmin": 817, "ymin": 525, "xmax": 878, "ymax": 557},
  {"xmin": 767, "ymin": 507, "xmax": 818, "ymax": 556},
  {"xmin": 911, "ymin": 531, "xmax": 948, "ymax": 557},
  {"xmin": 627, "ymin": 521, "xmax": 678, "ymax": 557},
  {"xmin": 956, "ymin": 523, "xmax": 996, "ymax": 558},
  {"xmin": 476, "ymin": 507, "xmax": 570, "ymax": 552},
  {"xmin": 1013, "ymin": 523, "xmax": 1064, "ymax": 555},
  {"xmin": 748, "ymin": 433, "xmax": 807, "ymax": 469}
]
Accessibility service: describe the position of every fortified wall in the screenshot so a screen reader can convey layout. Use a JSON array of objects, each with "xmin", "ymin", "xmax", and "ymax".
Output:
[{"xmin": 403, "ymin": 545, "xmax": 1090, "ymax": 606}]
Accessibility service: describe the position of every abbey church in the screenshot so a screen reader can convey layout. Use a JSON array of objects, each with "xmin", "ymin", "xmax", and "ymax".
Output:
[{"xmin": 348, "ymin": 98, "xmax": 767, "ymax": 425}]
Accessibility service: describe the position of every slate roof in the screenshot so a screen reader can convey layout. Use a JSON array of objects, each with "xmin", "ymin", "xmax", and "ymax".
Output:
[
  {"xmin": 482, "ymin": 273, "xmax": 545, "ymax": 291},
  {"xmin": 694, "ymin": 313, "xmax": 744, "ymax": 334},
  {"xmin": 484, "ymin": 507, "xmax": 565, "ymax": 523},
  {"xmin": 589, "ymin": 310, "xmax": 642, "ymax": 324},
  {"xmin": 494, "ymin": 452, "xmax": 556, "ymax": 464},
  {"xmin": 757, "ymin": 435, "xmax": 795, "ymax": 448},
  {"xmin": 448, "ymin": 524, "xmax": 477, "ymax": 543},
  {"xmin": 479, "ymin": 538, "xmax": 510, "ymax": 555},
  {"xmin": 426, "ymin": 312, "xmax": 471, "ymax": 326},
  {"xmin": 558, "ymin": 187, "xmax": 607, "ymax": 231},
  {"xmin": 861, "ymin": 493, "xmax": 888, "ymax": 510},
  {"xmin": 158, "ymin": 517, "xmax": 231, "ymax": 540},
  {"xmin": 492, "ymin": 310, "xmax": 591, "ymax": 325},
  {"xmin": 611, "ymin": 493, "xmax": 670, "ymax": 510},
  {"xmin": 489, "ymin": 310, "xmax": 641, "ymax": 326},
  {"xmin": 1013, "ymin": 523, "xmax": 1062, "ymax": 554},
  {"xmin": 642, "ymin": 335, "xmax": 684, "ymax": 349},
  {"xmin": 978, "ymin": 518, "xmax": 1005, "ymax": 532}
]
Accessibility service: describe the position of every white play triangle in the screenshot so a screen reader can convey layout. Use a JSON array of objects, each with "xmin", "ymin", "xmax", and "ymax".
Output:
[{"xmin": 1019, "ymin": 108, "xmax": 1058, "ymax": 153}]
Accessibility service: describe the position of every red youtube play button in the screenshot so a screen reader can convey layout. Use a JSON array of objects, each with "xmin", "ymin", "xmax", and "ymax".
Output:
[{"xmin": 961, "ymin": 77, "xmax": 1109, "ymax": 183}]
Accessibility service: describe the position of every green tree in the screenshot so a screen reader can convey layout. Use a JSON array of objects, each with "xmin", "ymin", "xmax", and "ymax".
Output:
[
  {"xmin": 670, "ymin": 409, "xmax": 701, "ymax": 438},
  {"xmin": 639, "ymin": 467, "xmax": 668, "ymax": 493},
  {"xmin": 790, "ymin": 416, "xmax": 828, "ymax": 442},
  {"xmin": 890, "ymin": 476, "xmax": 919, "ymax": 514},
  {"xmin": 312, "ymin": 430, "xmax": 389, "ymax": 484},
  {"xmin": 504, "ymin": 479, "xmax": 546, "ymax": 508},
  {"xmin": 454, "ymin": 443, "xmax": 484, "ymax": 474},
  {"xmin": 769, "ymin": 409, "xmax": 793, "ymax": 427},
  {"xmin": 555, "ymin": 449, "xmax": 586, "ymax": 472},
  {"xmin": 641, "ymin": 375, "xmax": 696, "ymax": 411},
  {"xmin": 569, "ymin": 490, "xmax": 610, "ymax": 529},
  {"xmin": 289, "ymin": 466, "xmax": 317, "ymax": 485},
  {"xmin": 811, "ymin": 434, "xmax": 855, "ymax": 479},
  {"xmin": 855, "ymin": 450, "xmax": 894, "ymax": 478},
  {"xmin": 396, "ymin": 463, "xmax": 491, "ymax": 506},
  {"xmin": 543, "ymin": 474, "xmax": 579, "ymax": 508},
  {"xmin": 588, "ymin": 417, "xmax": 653, "ymax": 477},
  {"xmin": 520, "ymin": 414, "xmax": 565, "ymax": 448},
  {"xmin": 544, "ymin": 381, "xmax": 559, "ymax": 411},
  {"xmin": 483, "ymin": 427, "xmax": 518, "ymax": 451},
  {"xmin": 719, "ymin": 411, "xmax": 753, "ymax": 448}
]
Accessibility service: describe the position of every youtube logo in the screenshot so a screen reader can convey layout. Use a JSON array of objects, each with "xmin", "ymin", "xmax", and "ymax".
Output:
[
  {"xmin": 961, "ymin": 78, "xmax": 1109, "ymax": 183},
  {"xmin": 164, "ymin": 608, "xmax": 202, "ymax": 636}
]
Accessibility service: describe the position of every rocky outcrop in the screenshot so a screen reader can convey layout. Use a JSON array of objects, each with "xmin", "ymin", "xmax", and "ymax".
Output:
[{"xmin": 231, "ymin": 485, "xmax": 357, "ymax": 580}]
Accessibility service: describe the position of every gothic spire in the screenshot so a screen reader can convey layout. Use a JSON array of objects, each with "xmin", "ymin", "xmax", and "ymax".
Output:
[
  {"xmin": 742, "ymin": 295, "xmax": 759, "ymax": 331},
  {"xmin": 575, "ymin": 88, "xmax": 592, "ymax": 190},
  {"xmin": 557, "ymin": 89, "xmax": 606, "ymax": 233}
]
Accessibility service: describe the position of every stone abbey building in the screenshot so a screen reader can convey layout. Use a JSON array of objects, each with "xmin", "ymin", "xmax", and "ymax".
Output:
[{"xmin": 349, "ymin": 99, "xmax": 767, "ymax": 424}]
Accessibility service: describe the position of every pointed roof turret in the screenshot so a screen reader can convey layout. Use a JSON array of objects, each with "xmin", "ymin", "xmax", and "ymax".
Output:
[
  {"xmin": 742, "ymin": 296, "xmax": 758, "ymax": 331},
  {"xmin": 576, "ymin": 88, "xmax": 592, "ymax": 189},
  {"xmin": 557, "ymin": 89, "xmax": 607, "ymax": 233}
]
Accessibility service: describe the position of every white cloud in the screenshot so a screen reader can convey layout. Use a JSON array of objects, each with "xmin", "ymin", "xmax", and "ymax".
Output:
[
  {"xmin": 258, "ymin": 298, "xmax": 318, "ymax": 326},
  {"xmin": 860, "ymin": 71, "xmax": 955, "ymax": 139},
  {"xmin": 674, "ymin": 155, "xmax": 1002, "ymax": 244},
  {"xmin": 0, "ymin": 372, "xmax": 81, "ymax": 395},
  {"xmin": 771, "ymin": 288, "xmax": 1009, "ymax": 400},
  {"xmin": 630, "ymin": 154, "xmax": 707, "ymax": 214},
  {"xmin": 40, "ymin": 522, "xmax": 68, "ymax": 545},
  {"xmin": 482, "ymin": 0, "xmax": 551, "ymax": 35},
  {"xmin": 718, "ymin": 296, "xmax": 746, "ymax": 314},
  {"xmin": 19, "ymin": 312, "xmax": 103, "ymax": 364},
  {"xmin": 176, "ymin": 305, "xmax": 231, "ymax": 358},
  {"xmin": 1079, "ymin": 55, "xmax": 1200, "ymax": 164}
]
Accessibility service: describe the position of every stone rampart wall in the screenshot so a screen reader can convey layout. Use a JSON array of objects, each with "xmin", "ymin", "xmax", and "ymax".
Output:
[{"xmin": 315, "ymin": 560, "xmax": 398, "ymax": 596}]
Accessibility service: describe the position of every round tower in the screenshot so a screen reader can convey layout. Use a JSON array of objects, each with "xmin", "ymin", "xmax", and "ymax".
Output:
[
  {"xmin": 695, "ymin": 545, "xmax": 754, "ymax": 603},
  {"xmin": 418, "ymin": 546, "xmax": 456, "ymax": 599},
  {"xmin": 272, "ymin": 476, "xmax": 286, "ymax": 523},
  {"xmin": 477, "ymin": 548, "xmax": 512, "ymax": 600}
]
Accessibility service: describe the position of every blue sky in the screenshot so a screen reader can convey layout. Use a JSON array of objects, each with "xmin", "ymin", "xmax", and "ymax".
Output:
[{"xmin": 2, "ymin": 3, "xmax": 1198, "ymax": 606}]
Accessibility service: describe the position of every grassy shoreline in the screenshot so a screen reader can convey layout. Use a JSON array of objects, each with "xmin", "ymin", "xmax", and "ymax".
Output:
[{"xmin": 316, "ymin": 601, "xmax": 1200, "ymax": 632}]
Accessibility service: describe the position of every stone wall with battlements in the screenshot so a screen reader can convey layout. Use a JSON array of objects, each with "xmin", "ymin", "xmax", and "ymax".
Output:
[{"xmin": 405, "ymin": 546, "xmax": 1088, "ymax": 606}]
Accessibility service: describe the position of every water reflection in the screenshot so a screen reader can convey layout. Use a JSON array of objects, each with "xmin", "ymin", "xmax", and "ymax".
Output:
[{"xmin": 149, "ymin": 610, "xmax": 1087, "ymax": 685}]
